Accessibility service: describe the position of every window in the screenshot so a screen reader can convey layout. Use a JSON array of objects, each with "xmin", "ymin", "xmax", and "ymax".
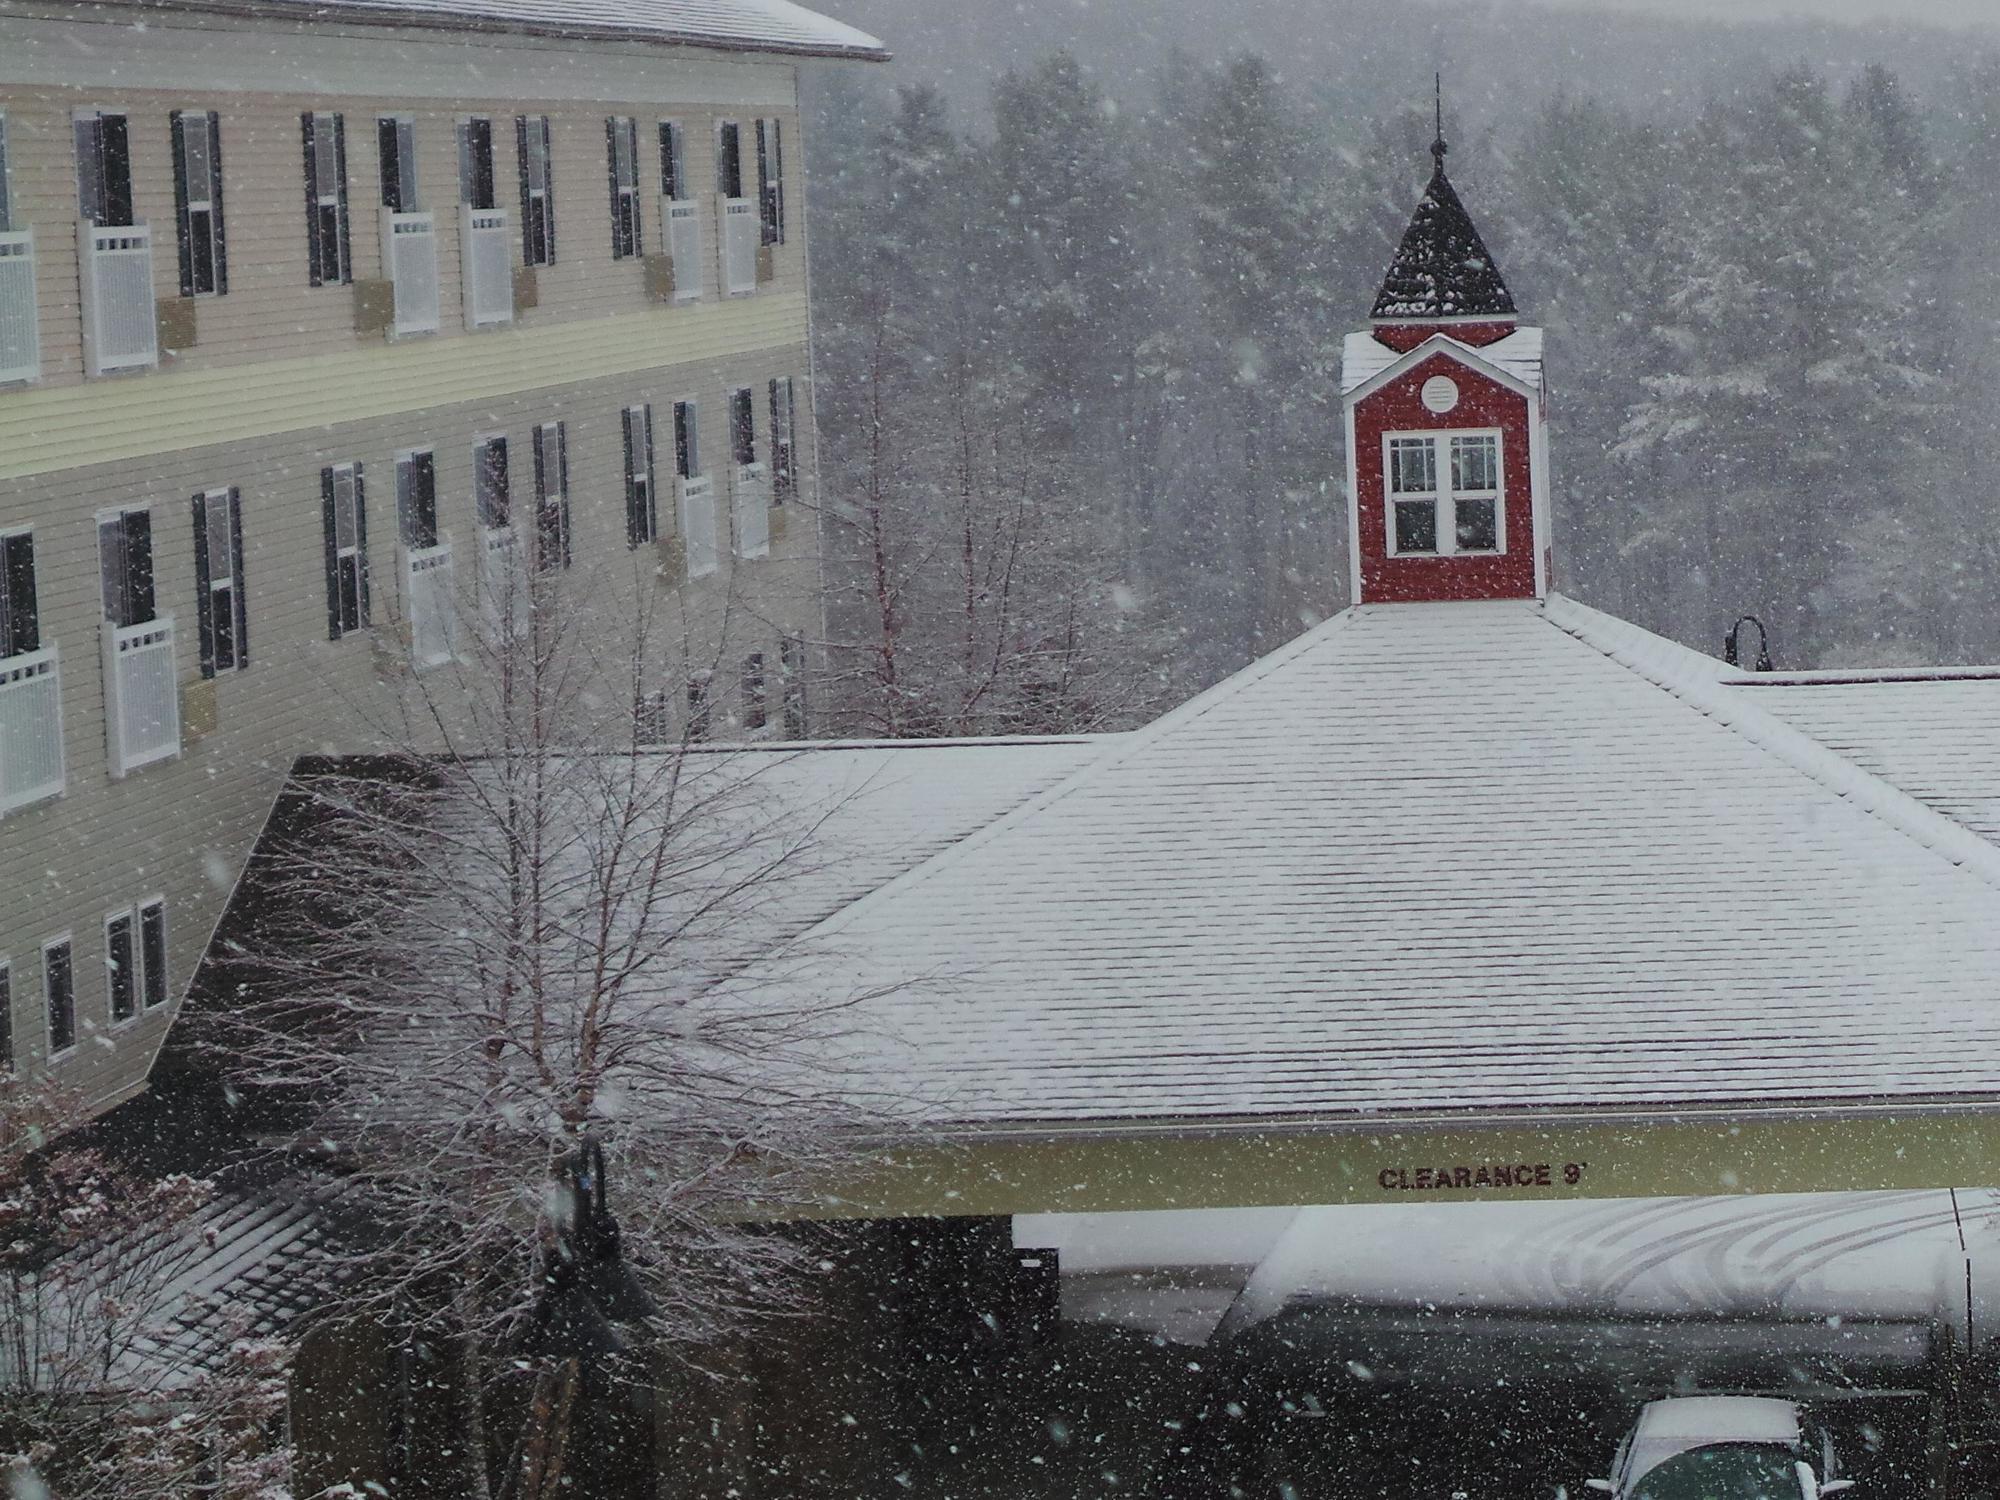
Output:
[
  {"xmin": 0, "ymin": 530, "xmax": 38, "ymax": 659},
  {"xmin": 75, "ymin": 108, "xmax": 133, "ymax": 226},
  {"xmin": 674, "ymin": 399, "xmax": 701, "ymax": 479},
  {"xmin": 0, "ymin": 958, "xmax": 13, "ymax": 1072},
  {"xmin": 685, "ymin": 671, "xmax": 711, "ymax": 743},
  {"xmin": 1450, "ymin": 434, "xmax": 1502, "ymax": 553},
  {"xmin": 0, "ymin": 113, "xmax": 13, "ymax": 232},
  {"xmin": 606, "ymin": 116, "xmax": 641, "ymax": 259},
  {"xmin": 139, "ymin": 898, "xmax": 166, "ymax": 1009},
  {"xmin": 729, "ymin": 387, "xmax": 756, "ymax": 468},
  {"xmin": 396, "ymin": 449, "xmax": 439, "ymax": 550},
  {"xmin": 716, "ymin": 121, "xmax": 744, "ymax": 200},
  {"xmin": 769, "ymin": 377, "xmax": 798, "ymax": 504},
  {"xmin": 458, "ymin": 117, "xmax": 497, "ymax": 210},
  {"xmin": 378, "ymin": 116, "xmax": 419, "ymax": 213},
  {"xmin": 533, "ymin": 421, "xmax": 570, "ymax": 571},
  {"xmin": 302, "ymin": 111, "xmax": 352, "ymax": 287},
  {"xmin": 475, "ymin": 435, "xmax": 510, "ymax": 528},
  {"xmin": 172, "ymin": 109, "xmax": 227, "ymax": 296},
  {"xmin": 321, "ymin": 463, "xmax": 370, "ymax": 638},
  {"xmin": 780, "ymin": 634, "xmax": 807, "ymax": 738},
  {"xmin": 44, "ymin": 936, "xmax": 74, "ymax": 1056},
  {"xmin": 659, "ymin": 121, "xmax": 688, "ymax": 202},
  {"xmin": 98, "ymin": 508, "xmax": 156, "ymax": 628},
  {"xmin": 624, "ymin": 404, "xmax": 656, "ymax": 546},
  {"xmin": 193, "ymin": 488, "xmax": 247, "ymax": 677},
  {"xmin": 755, "ymin": 118, "xmax": 785, "ymax": 246},
  {"xmin": 517, "ymin": 115, "xmax": 555, "ymax": 267},
  {"xmin": 741, "ymin": 651, "xmax": 767, "ymax": 731},
  {"xmin": 105, "ymin": 909, "xmax": 136, "ymax": 1024},
  {"xmin": 1384, "ymin": 431, "xmax": 1505, "ymax": 558}
]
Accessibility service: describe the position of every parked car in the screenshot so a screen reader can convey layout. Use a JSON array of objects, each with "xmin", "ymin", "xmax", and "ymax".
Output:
[{"xmin": 1586, "ymin": 1397, "xmax": 1855, "ymax": 1500}]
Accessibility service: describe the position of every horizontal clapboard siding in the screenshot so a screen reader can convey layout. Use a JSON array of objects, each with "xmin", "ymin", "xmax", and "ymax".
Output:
[
  {"xmin": 0, "ymin": 344, "xmax": 820, "ymax": 1106},
  {"xmin": 0, "ymin": 82, "xmax": 804, "ymax": 397},
  {"xmin": 0, "ymin": 292, "xmax": 806, "ymax": 478}
]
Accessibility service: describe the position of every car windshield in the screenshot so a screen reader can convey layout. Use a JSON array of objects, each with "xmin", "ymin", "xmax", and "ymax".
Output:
[{"xmin": 1633, "ymin": 1445, "xmax": 1810, "ymax": 1500}]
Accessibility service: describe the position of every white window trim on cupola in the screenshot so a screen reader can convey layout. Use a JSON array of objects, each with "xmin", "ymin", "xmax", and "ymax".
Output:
[{"xmin": 1381, "ymin": 427, "xmax": 1505, "ymax": 559}]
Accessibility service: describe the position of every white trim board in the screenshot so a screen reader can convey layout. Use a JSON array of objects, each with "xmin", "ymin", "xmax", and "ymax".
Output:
[{"xmin": 0, "ymin": 10, "xmax": 800, "ymax": 107}]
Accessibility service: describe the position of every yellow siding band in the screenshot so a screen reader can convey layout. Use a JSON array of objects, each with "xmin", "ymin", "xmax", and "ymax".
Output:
[
  {"xmin": 793, "ymin": 1109, "xmax": 2000, "ymax": 1220},
  {"xmin": 0, "ymin": 293, "xmax": 808, "ymax": 480}
]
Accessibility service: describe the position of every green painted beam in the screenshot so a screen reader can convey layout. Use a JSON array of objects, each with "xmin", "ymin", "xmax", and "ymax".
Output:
[{"xmin": 779, "ymin": 1110, "xmax": 2000, "ymax": 1220}]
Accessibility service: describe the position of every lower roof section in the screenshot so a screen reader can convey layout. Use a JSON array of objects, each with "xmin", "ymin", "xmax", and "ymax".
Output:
[{"xmin": 0, "ymin": 292, "xmax": 807, "ymax": 481}]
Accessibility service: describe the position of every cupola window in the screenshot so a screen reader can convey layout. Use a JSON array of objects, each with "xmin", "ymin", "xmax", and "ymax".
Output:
[{"xmin": 1385, "ymin": 431, "xmax": 1502, "ymax": 557}]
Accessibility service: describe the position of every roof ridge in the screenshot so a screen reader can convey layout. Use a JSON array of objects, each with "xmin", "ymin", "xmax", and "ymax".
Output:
[
  {"xmin": 744, "ymin": 609, "xmax": 1370, "ymax": 957},
  {"xmin": 1542, "ymin": 593, "xmax": 2000, "ymax": 896}
]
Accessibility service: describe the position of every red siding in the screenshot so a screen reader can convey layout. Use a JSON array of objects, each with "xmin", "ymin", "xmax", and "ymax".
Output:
[
  {"xmin": 1354, "ymin": 350, "xmax": 1536, "ymax": 605},
  {"xmin": 1373, "ymin": 321, "xmax": 1517, "ymax": 352}
]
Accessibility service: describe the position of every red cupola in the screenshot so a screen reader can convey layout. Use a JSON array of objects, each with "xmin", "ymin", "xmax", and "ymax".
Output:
[{"xmin": 1342, "ymin": 124, "xmax": 1550, "ymax": 605}]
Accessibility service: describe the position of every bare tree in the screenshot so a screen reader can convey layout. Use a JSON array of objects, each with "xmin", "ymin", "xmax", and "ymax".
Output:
[
  {"xmin": 0, "ymin": 1077, "xmax": 294, "ymax": 1500},
  {"xmin": 201, "ymin": 551, "xmax": 892, "ymax": 1498}
]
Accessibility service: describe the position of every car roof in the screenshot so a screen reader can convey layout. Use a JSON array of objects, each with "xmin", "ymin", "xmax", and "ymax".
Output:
[{"xmin": 1636, "ymin": 1398, "xmax": 1803, "ymax": 1444}]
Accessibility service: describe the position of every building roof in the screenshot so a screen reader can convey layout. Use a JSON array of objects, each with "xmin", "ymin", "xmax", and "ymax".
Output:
[
  {"xmin": 143, "ymin": 0, "xmax": 890, "ymax": 58},
  {"xmin": 718, "ymin": 595, "xmax": 2000, "ymax": 1130},
  {"xmin": 1371, "ymin": 143, "xmax": 1517, "ymax": 322},
  {"xmin": 1340, "ymin": 326, "xmax": 1544, "ymax": 399}
]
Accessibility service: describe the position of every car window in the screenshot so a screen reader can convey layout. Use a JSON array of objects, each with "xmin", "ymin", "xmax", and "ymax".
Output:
[{"xmin": 1631, "ymin": 1445, "xmax": 1810, "ymax": 1500}]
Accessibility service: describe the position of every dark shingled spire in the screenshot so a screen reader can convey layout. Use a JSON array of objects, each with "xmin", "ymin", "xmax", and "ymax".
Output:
[{"xmin": 1371, "ymin": 105, "xmax": 1516, "ymax": 322}]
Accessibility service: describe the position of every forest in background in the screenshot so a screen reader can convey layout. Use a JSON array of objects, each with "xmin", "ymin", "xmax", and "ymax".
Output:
[{"xmin": 802, "ymin": 3, "xmax": 2000, "ymax": 734}]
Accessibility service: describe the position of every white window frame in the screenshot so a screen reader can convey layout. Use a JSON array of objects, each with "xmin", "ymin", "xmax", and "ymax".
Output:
[
  {"xmin": 195, "ymin": 487, "xmax": 246, "ymax": 676},
  {"xmin": 608, "ymin": 115, "xmax": 641, "ymax": 260},
  {"xmin": 533, "ymin": 420, "xmax": 570, "ymax": 572},
  {"xmin": 0, "ymin": 111, "xmax": 15, "ymax": 234},
  {"xmin": 137, "ymin": 894, "xmax": 166, "ymax": 1011},
  {"xmin": 97, "ymin": 503, "xmax": 157, "ymax": 628},
  {"xmin": 378, "ymin": 114, "xmax": 419, "ymax": 213},
  {"xmin": 305, "ymin": 110, "xmax": 350, "ymax": 286},
  {"xmin": 395, "ymin": 447, "xmax": 440, "ymax": 551},
  {"xmin": 326, "ymin": 462, "xmax": 367, "ymax": 637},
  {"xmin": 104, "ymin": 905, "xmax": 138, "ymax": 1027},
  {"xmin": 659, "ymin": 119, "xmax": 689, "ymax": 203},
  {"xmin": 42, "ymin": 932, "xmax": 75, "ymax": 1059},
  {"xmin": 73, "ymin": 104, "xmax": 133, "ymax": 227},
  {"xmin": 457, "ymin": 115, "xmax": 498, "ymax": 210},
  {"xmin": 624, "ymin": 403, "xmax": 656, "ymax": 547},
  {"xmin": 473, "ymin": 432, "xmax": 510, "ymax": 529},
  {"xmin": 674, "ymin": 396, "xmax": 701, "ymax": 481},
  {"xmin": 518, "ymin": 114, "xmax": 555, "ymax": 268},
  {"xmin": 172, "ymin": 107, "xmax": 225, "ymax": 297},
  {"xmin": 1381, "ymin": 427, "xmax": 1506, "ymax": 559}
]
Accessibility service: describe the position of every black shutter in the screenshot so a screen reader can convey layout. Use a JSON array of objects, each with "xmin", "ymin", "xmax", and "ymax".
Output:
[
  {"xmin": 303, "ymin": 113, "xmax": 323, "ymax": 287},
  {"xmin": 2, "ymin": 534, "xmax": 37, "ymax": 657},
  {"xmin": 352, "ymin": 466, "xmax": 370, "ymax": 623},
  {"xmin": 755, "ymin": 119, "xmax": 772, "ymax": 243},
  {"xmin": 208, "ymin": 112, "xmax": 227, "ymax": 295},
  {"xmin": 605, "ymin": 117, "xmax": 621, "ymax": 255},
  {"xmin": 770, "ymin": 119, "xmax": 784, "ymax": 243},
  {"xmin": 100, "ymin": 113, "xmax": 132, "ymax": 226},
  {"xmin": 378, "ymin": 116, "xmax": 402, "ymax": 210},
  {"xmin": 192, "ymin": 492, "xmax": 216, "ymax": 678},
  {"xmin": 623, "ymin": 410, "xmax": 639, "ymax": 546},
  {"xmin": 333, "ymin": 115, "xmax": 353, "ymax": 283},
  {"xmin": 516, "ymin": 116, "xmax": 532, "ymax": 263},
  {"xmin": 542, "ymin": 120, "xmax": 556, "ymax": 264},
  {"xmin": 320, "ymin": 468, "xmax": 341, "ymax": 639},
  {"xmin": 171, "ymin": 112, "xmax": 194, "ymax": 298},
  {"xmin": 659, "ymin": 122, "xmax": 677, "ymax": 200},
  {"xmin": 228, "ymin": 489, "xmax": 247, "ymax": 665}
]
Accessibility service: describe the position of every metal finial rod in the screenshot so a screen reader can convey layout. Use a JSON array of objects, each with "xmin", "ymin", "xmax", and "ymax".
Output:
[{"xmin": 1432, "ymin": 73, "xmax": 1448, "ymax": 166}]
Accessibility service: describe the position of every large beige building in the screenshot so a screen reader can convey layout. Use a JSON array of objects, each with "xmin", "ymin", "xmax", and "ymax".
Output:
[{"xmin": 0, "ymin": 0, "xmax": 885, "ymax": 1115}]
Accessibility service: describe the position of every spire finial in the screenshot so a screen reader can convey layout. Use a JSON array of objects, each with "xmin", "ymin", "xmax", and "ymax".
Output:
[{"xmin": 1432, "ymin": 73, "xmax": 1448, "ymax": 169}]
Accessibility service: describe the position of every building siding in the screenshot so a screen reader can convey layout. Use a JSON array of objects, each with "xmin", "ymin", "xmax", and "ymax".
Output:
[{"xmin": 0, "ymin": 1, "xmax": 831, "ymax": 1114}]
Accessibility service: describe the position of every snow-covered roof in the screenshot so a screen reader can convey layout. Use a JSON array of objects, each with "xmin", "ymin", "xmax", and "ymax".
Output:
[
  {"xmin": 1371, "ymin": 148, "xmax": 1517, "ymax": 321},
  {"xmin": 144, "ymin": 0, "xmax": 889, "ymax": 58},
  {"xmin": 718, "ymin": 595, "xmax": 2000, "ymax": 1128},
  {"xmin": 1728, "ymin": 673, "xmax": 2000, "ymax": 846},
  {"xmin": 1341, "ymin": 327, "xmax": 1545, "ymax": 398}
]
